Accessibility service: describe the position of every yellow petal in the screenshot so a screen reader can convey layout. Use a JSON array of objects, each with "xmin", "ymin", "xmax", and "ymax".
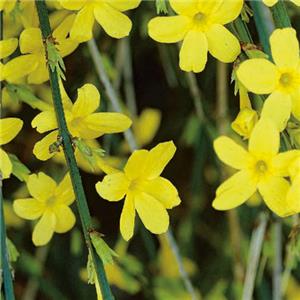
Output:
[
  {"xmin": 13, "ymin": 198, "xmax": 44, "ymax": 220},
  {"xmin": 19, "ymin": 28, "xmax": 43, "ymax": 54},
  {"xmin": 260, "ymin": 92, "xmax": 291, "ymax": 132},
  {"xmin": 33, "ymin": 130, "xmax": 59, "ymax": 161},
  {"xmin": 209, "ymin": 0, "xmax": 243, "ymax": 24},
  {"xmin": 81, "ymin": 112, "xmax": 132, "ymax": 139},
  {"xmin": 55, "ymin": 173, "xmax": 75, "ymax": 205},
  {"xmin": 59, "ymin": 0, "xmax": 87, "ymax": 10},
  {"xmin": 0, "ymin": 148, "xmax": 12, "ymax": 179},
  {"xmin": 214, "ymin": 136, "xmax": 248, "ymax": 169},
  {"xmin": 0, "ymin": 38, "xmax": 18, "ymax": 59},
  {"xmin": 27, "ymin": 59, "xmax": 49, "ymax": 84},
  {"xmin": 179, "ymin": 30, "xmax": 208, "ymax": 73},
  {"xmin": 286, "ymin": 177, "xmax": 300, "ymax": 215},
  {"xmin": 3, "ymin": 54, "xmax": 38, "ymax": 83},
  {"xmin": 32, "ymin": 110, "xmax": 57, "ymax": 133},
  {"xmin": 70, "ymin": 4, "xmax": 94, "ymax": 42},
  {"xmin": 120, "ymin": 193, "xmax": 135, "ymax": 241},
  {"xmin": 291, "ymin": 88, "xmax": 300, "ymax": 119},
  {"xmin": 237, "ymin": 59, "xmax": 280, "ymax": 94},
  {"xmin": 148, "ymin": 16, "xmax": 190, "ymax": 43},
  {"xmin": 206, "ymin": 24, "xmax": 240, "ymax": 63},
  {"xmin": 270, "ymin": 28, "xmax": 299, "ymax": 69},
  {"xmin": 57, "ymin": 39, "xmax": 79, "ymax": 58},
  {"xmin": 134, "ymin": 108, "xmax": 161, "ymax": 147},
  {"xmin": 72, "ymin": 84, "xmax": 100, "ymax": 118},
  {"xmin": 124, "ymin": 149, "xmax": 149, "ymax": 180},
  {"xmin": 144, "ymin": 141, "xmax": 176, "ymax": 180},
  {"xmin": 144, "ymin": 177, "xmax": 181, "ymax": 209},
  {"xmin": 0, "ymin": 117, "xmax": 23, "ymax": 145},
  {"xmin": 54, "ymin": 205, "xmax": 76, "ymax": 233},
  {"xmin": 272, "ymin": 150, "xmax": 300, "ymax": 177},
  {"xmin": 95, "ymin": 172, "xmax": 129, "ymax": 201},
  {"xmin": 262, "ymin": 0, "xmax": 278, "ymax": 6},
  {"xmin": 135, "ymin": 192, "xmax": 169, "ymax": 234},
  {"xmin": 258, "ymin": 176, "xmax": 291, "ymax": 217},
  {"xmin": 212, "ymin": 171, "xmax": 257, "ymax": 210},
  {"xmin": 94, "ymin": 3, "xmax": 132, "ymax": 39},
  {"xmin": 169, "ymin": 0, "xmax": 198, "ymax": 16},
  {"xmin": 53, "ymin": 14, "xmax": 76, "ymax": 40},
  {"xmin": 248, "ymin": 118, "xmax": 279, "ymax": 156},
  {"xmin": 290, "ymin": 0, "xmax": 300, "ymax": 5},
  {"xmin": 27, "ymin": 172, "xmax": 57, "ymax": 201},
  {"xmin": 32, "ymin": 210, "xmax": 56, "ymax": 246},
  {"xmin": 106, "ymin": 0, "xmax": 141, "ymax": 11}
]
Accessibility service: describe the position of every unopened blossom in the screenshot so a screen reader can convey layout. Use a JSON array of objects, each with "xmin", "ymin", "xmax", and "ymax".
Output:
[
  {"xmin": 13, "ymin": 172, "xmax": 75, "ymax": 246},
  {"xmin": 96, "ymin": 141, "xmax": 181, "ymax": 241},
  {"xmin": 148, "ymin": 0, "xmax": 242, "ymax": 72}
]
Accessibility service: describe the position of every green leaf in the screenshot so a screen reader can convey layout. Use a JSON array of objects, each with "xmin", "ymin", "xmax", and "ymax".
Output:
[
  {"xmin": 90, "ymin": 231, "xmax": 118, "ymax": 265},
  {"xmin": 155, "ymin": 0, "xmax": 168, "ymax": 14},
  {"xmin": 6, "ymin": 238, "xmax": 19, "ymax": 263},
  {"xmin": 8, "ymin": 154, "xmax": 30, "ymax": 182}
]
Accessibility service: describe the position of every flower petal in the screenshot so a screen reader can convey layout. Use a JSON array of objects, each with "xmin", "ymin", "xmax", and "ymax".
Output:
[
  {"xmin": 148, "ymin": 16, "xmax": 190, "ymax": 43},
  {"xmin": 3, "ymin": 54, "xmax": 38, "ymax": 83},
  {"xmin": 258, "ymin": 176, "xmax": 291, "ymax": 217},
  {"xmin": 249, "ymin": 118, "xmax": 279, "ymax": 156},
  {"xmin": 209, "ymin": 0, "xmax": 243, "ymax": 24},
  {"xmin": 214, "ymin": 136, "xmax": 248, "ymax": 169},
  {"xmin": 96, "ymin": 172, "xmax": 129, "ymax": 201},
  {"xmin": 55, "ymin": 173, "xmax": 75, "ymax": 205},
  {"xmin": 270, "ymin": 28, "xmax": 299, "ymax": 69},
  {"xmin": 291, "ymin": 88, "xmax": 300, "ymax": 120},
  {"xmin": 179, "ymin": 30, "xmax": 208, "ymax": 73},
  {"xmin": 54, "ymin": 205, "xmax": 76, "ymax": 233},
  {"xmin": 0, "ymin": 38, "xmax": 18, "ymax": 59},
  {"xmin": 72, "ymin": 84, "xmax": 100, "ymax": 118},
  {"xmin": 27, "ymin": 172, "xmax": 57, "ymax": 201},
  {"xmin": 124, "ymin": 149, "xmax": 149, "ymax": 180},
  {"xmin": 106, "ymin": 0, "xmax": 141, "ymax": 11},
  {"xmin": 135, "ymin": 192, "xmax": 169, "ymax": 234},
  {"xmin": 237, "ymin": 59, "xmax": 280, "ymax": 94},
  {"xmin": 59, "ymin": 0, "xmax": 87, "ymax": 10},
  {"xmin": 262, "ymin": 0, "xmax": 278, "ymax": 6},
  {"xmin": 13, "ymin": 198, "xmax": 44, "ymax": 220},
  {"xmin": 70, "ymin": 4, "xmax": 95, "ymax": 42},
  {"xmin": 27, "ymin": 59, "xmax": 49, "ymax": 84},
  {"xmin": 80, "ymin": 112, "xmax": 132, "ymax": 139},
  {"xmin": 32, "ymin": 210, "xmax": 56, "ymax": 246},
  {"xmin": 19, "ymin": 28, "xmax": 43, "ymax": 54},
  {"xmin": 212, "ymin": 171, "xmax": 257, "ymax": 210},
  {"xmin": 94, "ymin": 3, "xmax": 132, "ymax": 39},
  {"xmin": 144, "ymin": 177, "xmax": 181, "ymax": 209},
  {"xmin": 272, "ymin": 150, "xmax": 300, "ymax": 177},
  {"xmin": 120, "ymin": 193, "xmax": 135, "ymax": 241},
  {"xmin": 31, "ymin": 110, "xmax": 57, "ymax": 133},
  {"xmin": 206, "ymin": 24, "xmax": 240, "ymax": 63},
  {"xmin": 260, "ymin": 91, "xmax": 291, "ymax": 132},
  {"xmin": 144, "ymin": 141, "xmax": 176, "ymax": 180},
  {"xmin": 33, "ymin": 130, "xmax": 59, "ymax": 161},
  {"xmin": 169, "ymin": 0, "xmax": 198, "ymax": 16},
  {"xmin": 286, "ymin": 177, "xmax": 300, "ymax": 216},
  {"xmin": 0, "ymin": 117, "xmax": 23, "ymax": 145},
  {"xmin": 0, "ymin": 149, "xmax": 12, "ymax": 179}
]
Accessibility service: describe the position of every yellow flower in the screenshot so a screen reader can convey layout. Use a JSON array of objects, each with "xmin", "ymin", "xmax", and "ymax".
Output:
[
  {"xmin": 13, "ymin": 172, "xmax": 75, "ymax": 246},
  {"xmin": 0, "ymin": 37, "xmax": 18, "ymax": 80},
  {"xmin": 58, "ymin": 0, "xmax": 141, "ymax": 42},
  {"xmin": 148, "ymin": 0, "xmax": 242, "ymax": 72},
  {"xmin": 96, "ymin": 141, "xmax": 181, "ymax": 241},
  {"xmin": 213, "ymin": 118, "xmax": 300, "ymax": 217},
  {"xmin": 263, "ymin": 0, "xmax": 300, "ymax": 7},
  {"xmin": 4, "ymin": 201, "xmax": 24, "ymax": 228},
  {"xmin": 32, "ymin": 83, "xmax": 132, "ymax": 161},
  {"xmin": 0, "ymin": 0, "xmax": 17, "ymax": 13},
  {"xmin": 237, "ymin": 28, "xmax": 300, "ymax": 128},
  {"xmin": 0, "ymin": 118, "xmax": 23, "ymax": 179},
  {"xmin": 2, "ymin": 15, "xmax": 78, "ymax": 84}
]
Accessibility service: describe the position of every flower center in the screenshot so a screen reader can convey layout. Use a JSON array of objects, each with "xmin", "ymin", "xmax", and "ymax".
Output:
[
  {"xmin": 255, "ymin": 160, "xmax": 268, "ymax": 174},
  {"xmin": 193, "ymin": 12, "xmax": 205, "ymax": 23},
  {"xmin": 46, "ymin": 196, "xmax": 57, "ymax": 207},
  {"xmin": 279, "ymin": 72, "xmax": 292, "ymax": 87},
  {"xmin": 128, "ymin": 178, "xmax": 144, "ymax": 193},
  {"xmin": 192, "ymin": 12, "xmax": 210, "ymax": 30}
]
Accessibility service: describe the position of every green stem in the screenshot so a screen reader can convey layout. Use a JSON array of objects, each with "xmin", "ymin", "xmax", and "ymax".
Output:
[
  {"xmin": 35, "ymin": 2, "xmax": 113, "ymax": 299},
  {"xmin": 0, "ymin": 10, "xmax": 15, "ymax": 300},
  {"xmin": 273, "ymin": 219, "xmax": 282, "ymax": 300},
  {"xmin": 271, "ymin": 0, "xmax": 292, "ymax": 28}
]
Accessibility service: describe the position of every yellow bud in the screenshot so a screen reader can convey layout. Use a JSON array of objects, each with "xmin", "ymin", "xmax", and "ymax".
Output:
[{"xmin": 231, "ymin": 108, "xmax": 258, "ymax": 139}]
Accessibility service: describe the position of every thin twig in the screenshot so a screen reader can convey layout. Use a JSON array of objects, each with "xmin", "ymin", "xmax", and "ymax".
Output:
[
  {"xmin": 35, "ymin": 2, "xmax": 113, "ymax": 299},
  {"xmin": 87, "ymin": 37, "xmax": 196, "ymax": 299},
  {"xmin": 242, "ymin": 213, "xmax": 268, "ymax": 300}
]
